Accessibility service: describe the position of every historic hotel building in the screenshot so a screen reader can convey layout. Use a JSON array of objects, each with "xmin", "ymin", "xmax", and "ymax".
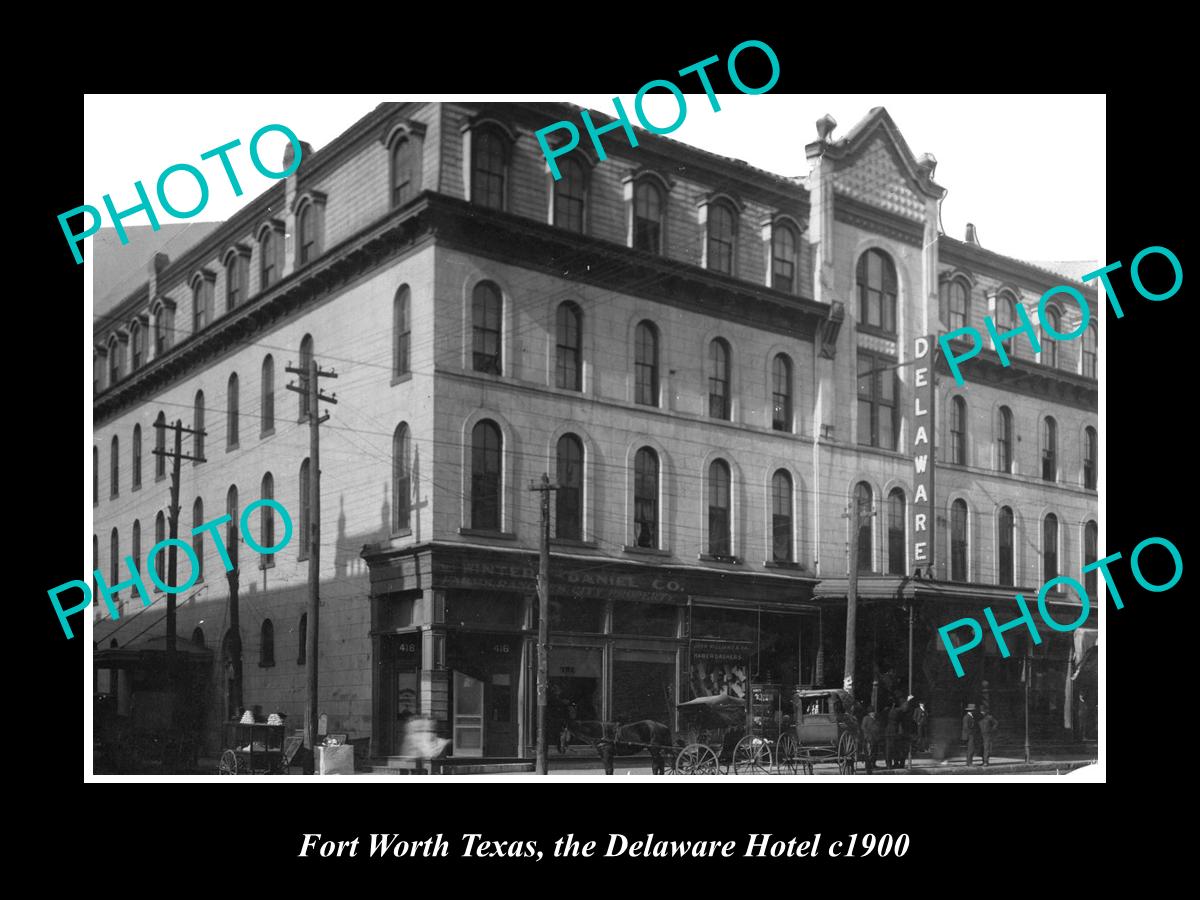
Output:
[{"xmin": 91, "ymin": 101, "xmax": 1098, "ymax": 763}]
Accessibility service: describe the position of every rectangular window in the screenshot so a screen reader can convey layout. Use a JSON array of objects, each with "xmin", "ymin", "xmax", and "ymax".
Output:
[{"xmin": 857, "ymin": 352, "xmax": 898, "ymax": 450}]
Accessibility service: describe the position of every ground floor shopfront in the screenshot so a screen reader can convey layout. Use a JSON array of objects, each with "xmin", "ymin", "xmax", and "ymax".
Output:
[
  {"xmin": 362, "ymin": 543, "xmax": 820, "ymax": 760},
  {"xmin": 815, "ymin": 576, "xmax": 1099, "ymax": 754}
]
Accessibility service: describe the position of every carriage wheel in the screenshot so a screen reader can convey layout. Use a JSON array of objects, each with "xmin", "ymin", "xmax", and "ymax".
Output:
[
  {"xmin": 675, "ymin": 743, "xmax": 719, "ymax": 775},
  {"xmin": 837, "ymin": 732, "xmax": 856, "ymax": 775},
  {"xmin": 733, "ymin": 736, "xmax": 773, "ymax": 776},
  {"xmin": 218, "ymin": 749, "xmax": 239, "ymax": 776},
  {"xmin": 775, "ymin": 733, "xmax": 800, "ymax": 774}
]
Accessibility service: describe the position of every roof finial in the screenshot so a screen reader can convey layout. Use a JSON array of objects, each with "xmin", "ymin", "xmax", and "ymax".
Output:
[{"xmin": 815, "ymin": 114, "xmax": 837, "ymax": 142}]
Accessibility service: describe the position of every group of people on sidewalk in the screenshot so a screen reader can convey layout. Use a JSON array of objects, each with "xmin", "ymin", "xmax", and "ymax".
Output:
[{"xmin": 961, "ymin": 703, "xmax": 999, "ymax": 767}]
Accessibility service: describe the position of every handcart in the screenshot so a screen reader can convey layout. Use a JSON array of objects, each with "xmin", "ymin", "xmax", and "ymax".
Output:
[
  {"xmin": 218, "ymin": 722, "xmax": 289, "ymax": 775},
  {"xmin": 672, "ymin": 694, "xmax": 773, "ymax": 775}
]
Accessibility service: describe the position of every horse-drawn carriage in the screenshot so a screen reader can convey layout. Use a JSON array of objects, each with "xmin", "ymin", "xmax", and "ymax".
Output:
[
  {"xmin": 775, "ymin": 688, "xmax": 858, "ymax": 775},
  {"xmin": 672, "ymin": 694, "xmax": 774, "ymax": 775}
]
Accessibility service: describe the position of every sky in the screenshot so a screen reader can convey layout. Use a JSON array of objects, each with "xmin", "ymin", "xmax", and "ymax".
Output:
[{"xmin": 83, "ymin": 93, "xmax": 1105, "ymax": 269}]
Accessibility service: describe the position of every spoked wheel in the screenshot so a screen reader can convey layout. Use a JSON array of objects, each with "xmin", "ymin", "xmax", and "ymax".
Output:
[
  {"xmin": 218, "ymin": 749, "xmax": 239, "ymax": 776},
  {"xmin": 675, "ymin": 743, "xmax": 719, "ymax": 775},
  {"xmin": 733, "ymin": 736, "xmax": 773, "ymax": 775},
  {"xmin": 837, "ymin": 732, "xmax": 857, "ymax": 775},
  {"xmin": 776, "ymin": 733, "xmax": 800, "ymax": 774}
]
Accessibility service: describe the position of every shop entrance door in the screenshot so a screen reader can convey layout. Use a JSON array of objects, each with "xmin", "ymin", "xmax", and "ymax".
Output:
[
  {"xmin": 485, "ymin": 673, "xmax": 516, "ymax": 757},
  {"xmin": 452, "ymin": 670, "xmax": 484, "ymax": 757}
]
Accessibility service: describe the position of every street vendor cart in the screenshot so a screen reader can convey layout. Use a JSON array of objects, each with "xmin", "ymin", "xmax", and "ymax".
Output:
[
  {"xmin": 673, "ymin": 694, "xmax": 774, "ymax": 775},
  {"xmin": 218, "ymin": 722, "xmax": 288, "ymax": 775}
]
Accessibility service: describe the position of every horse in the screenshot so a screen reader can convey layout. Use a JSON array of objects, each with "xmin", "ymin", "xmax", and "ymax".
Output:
[{"xmin": 568, "ymin": 720, "xmax": 674, "ymax": 775}]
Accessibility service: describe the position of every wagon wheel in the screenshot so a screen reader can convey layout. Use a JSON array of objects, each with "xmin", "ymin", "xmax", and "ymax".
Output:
[
  {"xmin": 675, "ymin": 743, "xmax": 719, "ymax": 775},
  {"xmin": 837, "ymin": 731, "xmax": 857, "ymax": 775},
  {"xmin": 775, "ymin": 733, "xmax": 800, "ymax": 774},
  {"xmin": 218, "ymin": 749, "xmax": 239, "ymax": 776},
  {"xmin": 733, "ymin": 736, "xmax": 773, "ymax": 776}
]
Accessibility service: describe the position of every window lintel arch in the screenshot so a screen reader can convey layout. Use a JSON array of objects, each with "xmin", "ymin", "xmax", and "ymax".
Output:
[
  {"xmin": 622, "ymin": 168, "xmax": 674, "ymax": 197},
  {"xmin": 290, "ymin": 188, "xmax": 328, "ymax": 215},
  {"xmin": 151, "ymin": 296, "xmax": 176, "ymax": 316},
  {"xmin": 696, "ymin": 191, "xmax": 745, "ymax": 216},
  {"xmin": 541, "ymin": 140, "xmax": 598, "ymax": 172},
  {"xmin": 380, "ymin": 117, "xmax": 428, "ymax": 149},
  {"xmin": 461, "ymin": 115, "xmax": 519, "ymax": 144},
  {"xmin": 189, "ymin": 268, "xmax": 216, "ymax": 290},
  {"xmin": 256, "ymin": 218, "xmax": 285, "ymax": 244},
  {"xmin": 765, "ymin": 212, "xmax": 807, "ymax": 236},
  {"xmin": 221, "ymin": 243, "xmax": 251, "ymax": 267},
  {"xmin": 939, "ymin": 267, "xmax": 976, "ymax": 289}
]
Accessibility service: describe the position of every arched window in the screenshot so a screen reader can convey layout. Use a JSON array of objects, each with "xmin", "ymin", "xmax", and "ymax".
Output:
[
  {"xmin": 260, "ymin": 619, "xmax": 275, "ymax": 667},
  {"xmin": 854, "ymin": 482, "xmax": 873, "ymax": 572},
  {"xmin": 131, "ymin": 519, "xmax": 141, "ymax": 586},
  {"xmin": 393, "ymin": 423, "xmax": 411, "ymax": 533},
  {"xmin": 194, "ymin": 391, "xmax": 205, "ymax": 460},
  {"xmin": 1043, "ymin": 513, "xmax": 1059, "ymax": 582},
  {"xmin": 951, "ymin": 499, "xmax": 968, "ymax": 582},
  {"xmin": 132, "ymin": 424, "xmax": 142, "ymax": 490},
  {"xmin": 998, "ymin": 506, "xmax": 1015, "ymax": 587},
  {"xmin": 110, "ymin": 435, "xmax": 119, "ymax": 498},
  {"xmin": 154, "ymin": 412, "xmax": 166, "ymax": 479},
  {"xmin": 298, "ymin": 458, "xmax": 311, "ymax": 561},
  {"xmin": 997, "ymin": 292, "xmax": 1019, "ymax": 358},
  {"xmin": 391, "ymin": 136, "xmax": 418, "ymax": 207},
  {"xmin": 227, "ymin": 373, "xmax": 239, "ymax": 449},
  {"xmin": 771, "ymin": 222, "xmax": 799, "ymax": 293},
  {"xmin": 297, "ymin": 201, "xmax": 320, "ymax": 265},
  {"xmin": 940, "ymin": 278, "xmax": 969, "ymax": 331},
  {"xmin": 394, "ymin": 286, "xmax": 411, "ymax": 377},
  {"xmin": 297, "ymin": 613, "xmax": 308, "ymax": 665},
  {"xmin": 772, "ymin": 470, "xmax": 793, "ymax": 563},
  {"xmin": 298, "ymin": 335, "xmax": 314, "ymax": 421},
  {"xmin": 153, "ymin": 300, "xmax": 175, "ymax": 356},
  {"xmin": 226, "ymin": 250, "xmax": 248, "ymax": 311},
  {"xmin": 261, "ymin": 355, "xmax": 274, "ymax": 435},
  {"xmin": 634, "ymin": 448, "xmax": 659, "ymax": 548},
  {"xmin": 1042, "ymin": 417, "xmax": 1058, "ymax": 482},
  {"xmin": 226, "ymin": 485, "xmax": 239, "ymax": 569},
  {"xmin": 130, "ymin": 321, "xmax": 145, "ymax": 371},
  {"xmin": 109, "ymin": 336, "xmax": 122, "ymax": 385},
  {"xmin": 856, "ymin": 249, "xmax": 897, "ymax": 333},
  {"xmin": 633, "ymin": 180, "xmax": 664, "ymax": 254},
  {"xmin": 555, "ymin": 434, "xmax": 583, "ymax": 541},
  {"xmin": 472, "ymin": 282, "xmax": 502, "ymax": 375},
  {"xmin": 191, "ymin": 627, "xmax": 205, "ymax": 648},
  {"xmin": 471, "ymin": 421, "xmax": 502, "ymax": 531},
  {"xmin": 260, "ymin": 227, "xmax": 280, "ymax": 288},
  {"xmin": 1082, "ymin": 323, "xmax": 1097, "ymax": 379},
  {"xmin": 706, "ymin": 202, "xmax": 736, "ymax": 275},
  {"xmin": 997, "ymin": 406, "xmax": 1013, "ymax": 474},
  {"xmin": 93, "ymin": 446, "xmax": 99, "ymax": 504},
  {"xmin": 1084, "ymin": 426, "xmax": 1097, "ymax": 490},
  {"xmin": 634, "ymin": 321, "xmax": 659, "ymax": 407},
  {"xmin": 471, "ymin": 126, "xmax": 509, "ymax": 210},
  {"xmin": 555, "ymin": 302, "xmax": 582, "ymax": 391},
  {"xmin": 554, "ymin": 157, "xmax": 587, "ymax": 233},
  {"xmin": 888, "ymin": 488, "xmax": 906, "ymax": 575},
  {"xmin": 110, "ymin": 527, "xmax": 121, "ymax": 612},
  {"xmin": 261, "ymin": 473, "xmax": 276, "ymax": 566},
  {"xmin": 950, "ymin": 396, "xmax": 967, "ymax": 465},
  {"xmin": 154, "ymin": 511, "xmax": 166, "ymax": 585},
  {"xmin": 192, "ymin": 497, "xmax": 204, "ymax": 581},
  {"xmin": 708, "ymin": 338, "xmax": 731, "ymax": 420},
  {"xmin": 192, "ymin": 275, "xmax": 214, "ymax": 333},
  {"xmin": 1084, "ymin": 520, "xmax": 1098, "ymax": 599},
  {"xmin": 771, "ymin": 354, "xmax": 793, "ymax": 432},
  {"xmin": 1043, "ymin": 306, "xmax": 1062, "ymax": 368}
]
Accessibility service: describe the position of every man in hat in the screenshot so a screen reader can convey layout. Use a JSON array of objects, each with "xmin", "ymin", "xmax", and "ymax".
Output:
[
  {"xmin": 978, "ymin": 704, "xmax": 999, "ymax": 766},
  {"xmin": 911, "ymin": 698, "xmax": 928, "ymax": 752},
  {"xmin": 962, "ymin": 704, "xmax": 979, "ymax": 767}
]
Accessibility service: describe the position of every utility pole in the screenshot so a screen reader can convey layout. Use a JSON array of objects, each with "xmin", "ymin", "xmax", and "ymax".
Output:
[
  {"xmin": 529, "ymin": 473, "xmax": 559, "ymax": 776},
  {"xmin": 842, "ymin": 497, "xmax": 875, "ymax": 702},
  {"xmin": 286, "ymin": 358, "xmax": 337, "ymax": 773},
  {"xmin": 151, "ymin": 419, "xmax": 205, "ymax": 677},
  {"xmin": 227, "ymin": 517, "xmax": 242, "ymax": 720}
]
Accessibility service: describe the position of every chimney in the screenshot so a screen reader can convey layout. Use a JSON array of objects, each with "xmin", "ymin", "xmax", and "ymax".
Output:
[{"xmin": 965, "ymin": 223, "xmax": 980, "ymax": 246}]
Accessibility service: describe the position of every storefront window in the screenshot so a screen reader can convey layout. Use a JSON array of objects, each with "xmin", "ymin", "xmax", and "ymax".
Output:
[
  {"xmin": 548, "ymin": 645, "xmax": 602, "ymax": 747},
  {"xmin": 549, "ymin": 595, "xmax": 605, "ymax": 633},
  {"xmin": 691, "ymin": 606, "xmax": 758, "ymax": 642},
  {"xmin": 612, "ymin": 649, "xmax": 674, "ymax": 725},
  {"xmin": 612, "ymin": 601, "xmax": 678, "ymax": 636}
]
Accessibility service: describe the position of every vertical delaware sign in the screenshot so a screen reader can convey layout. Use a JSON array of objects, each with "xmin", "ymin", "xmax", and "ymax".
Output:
[{"xmin": 911, "ymin": 336, "xmax": 935, "ymax": 575}]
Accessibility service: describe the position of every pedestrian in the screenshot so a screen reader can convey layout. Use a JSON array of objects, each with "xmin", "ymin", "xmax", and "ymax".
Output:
[
  {"xmin": 884, "ymin": 701, "xmax": 900, "ymax": 769},
  {"xmin": 860, "ymin": 708, "xmax": 881, "ymax": 773},
  {"xmin": 889, "ymin": 697, "xmax": 910, "ymax": 768},
  {"xmin": 978, "ymin": 704, "xmax": 999, "ymax": 767},
  {"xmin": 912, "ymin": 700, "xmax": 928, "ymax": 752},
  {"xmin": 962, "ymin": 704, "xmax": 979, "ymax": 767}
]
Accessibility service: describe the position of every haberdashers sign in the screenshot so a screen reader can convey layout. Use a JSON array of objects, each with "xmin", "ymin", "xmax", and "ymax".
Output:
[{"xmin": 911, "ymin": 336, "xmax": 936, "ymax": 575}]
